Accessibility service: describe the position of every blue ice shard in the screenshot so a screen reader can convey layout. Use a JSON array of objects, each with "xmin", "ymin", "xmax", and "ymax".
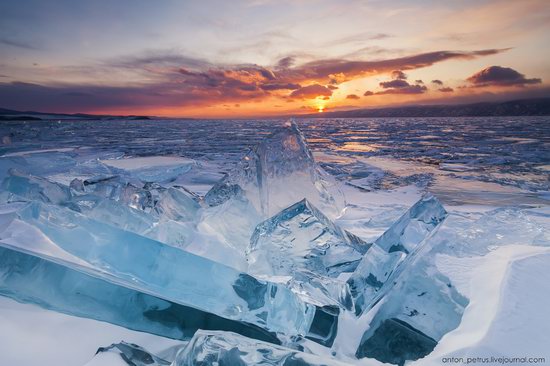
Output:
[
  {"xmin": 173, "ymin": 330, "xmax": 350, "ymax": 366},
  {"xmin": 354, "ymin": 261, "xmax": 468, "ymax": 364},
  {"xmin": 87, "ymin": 198, "xmax": 155, "ymax": 234},
  {"xmin": 347, "ymin": 194, "xmax": 448, "ymax": 315},
  {"xmin": 71, "ymin": 175, "xmax": 156, "ymax": 212},
  {"xmin": 2, "ymin": 169, "xmax": 73, "ymax": 207},
  {"xmin": 373, "ymin": 193, "xmax": 448, "ymax": 254},
  {"xmin": 247, "ymin": 199, "xmax": 368, "ymax": 306},
  {"xmin": 0, "ymin": 150, "xmax": 78, "ymax": 182},
  {"xmin": 198, "ymin": 194, "xmax": 262, "ymax": 255},
  {"xmin": 204, "ymin": 121, "xmax": 345, "ymax": 218},
  {"xmin": 153, "ymin": 187, "xmax": 199, "ymax": 222},
  {"xmin": 0, "ymin": 201, "xmax": 322, "ymax": 337},
  {"xmin": 0, "ymin": 245, "xmax": 279, "ymax": 343}
]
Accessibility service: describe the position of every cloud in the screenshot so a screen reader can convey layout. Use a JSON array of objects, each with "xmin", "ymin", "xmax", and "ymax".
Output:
[
  {"xmin": 276, "ymin": 56, "xmax": 295, "ymax": 69},
  {"xmin": 391, "ymin": 70, "xmax": 407, "ymax": 80},
  {"xmin": 289, "ymin": 84, "xmax": 332, "ymax": 99},
  {"xmin": 415, "ymin": 79, "xmax": 424, "ymax": 84},
  {"xmin": 282, "ymin": 48, "xmax": 509, "ymax": 83},
  {"xmin": 0, "ymin": 47, "xmax": 511, "ymax": 113},
  {"xmin": 364, "ymin": 84, "xmax": 427, "ymax": 96},
  {"xmin": 380, "ymin": 79, "xmax": 410, "ymax": 89},
  {"xmin": 346, "ymin": 94, "xmax": 360, "ymax": 100},
  {"xmin": 438, "ymin": 87, "xmax": 454, "ymax": 92},
  {"xmin": 431, "ymin": 79, "xmax": 443, "ymax": 85},
  {"xmin": 377, "ymin": 84, "xmax": 427, "ymax": 95},
  {"xmin": 466, "ymin": 66, "xmax": 542, "ymax": 87},
  {"xmin": 260, "ymin": 82, "xmax": 301, "ymax": 90},
  {"xmin": 375, "ymin": 69, "xmax": 428, "ymax": 95}
]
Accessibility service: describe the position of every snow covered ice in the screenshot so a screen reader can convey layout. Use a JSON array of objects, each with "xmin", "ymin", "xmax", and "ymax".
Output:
[{"xmin": 0, "ymin": 117, "xmax": 549, "ymax": 366}]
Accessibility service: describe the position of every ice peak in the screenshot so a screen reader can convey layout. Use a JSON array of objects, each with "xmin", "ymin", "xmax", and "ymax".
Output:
[{"xmin": 205, "ymin": 121, "xmax": 345, "ymax": 218}]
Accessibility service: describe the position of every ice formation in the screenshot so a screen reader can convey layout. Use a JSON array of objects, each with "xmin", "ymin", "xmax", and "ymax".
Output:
[
  {"xmin": 204, "ymin": 121, "xmax": 345, "ymax": 218},
  {"xmin": 0, "ymin": 201, "xmax": 320, "ymax": 337},
  {"xmin": 347, "ymin": 194, "xmax": 448, "ymax": 315},
  {"xmin": 0, "ymin": 120, "xmax": 511, "ymax": 366},
  {"xmin": 247, "ymin": 198, "xmax": 368, "ymax": 306},
  {"xmin": 174, "ymin": 330, "xmax": 350, "ymax": 366},
  {"xmin": 0, "ymin": 246, "xmax": 280, "ymax": 343}
]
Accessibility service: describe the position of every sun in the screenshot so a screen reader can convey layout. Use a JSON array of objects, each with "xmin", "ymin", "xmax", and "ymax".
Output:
[{"xmin": 315, "ymin": 96, "xmax": 327, "ymax": 113}]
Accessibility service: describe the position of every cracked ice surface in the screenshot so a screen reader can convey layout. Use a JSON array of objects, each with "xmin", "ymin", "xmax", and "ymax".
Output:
[{"xmin": 0, "ymin": 117, "xmax": 549, "ymax": 366}]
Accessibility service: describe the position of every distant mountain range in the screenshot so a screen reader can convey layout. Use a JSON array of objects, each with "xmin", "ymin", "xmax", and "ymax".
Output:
[
  {"xmin": 1, "ymin": 98, "xmax": 550, "ymax": 121},
  {"xmin": 0, "ymin": 108, "xmax": 152, "ymax": 121},
  {"xmin": 297, "ymin": 98, "xmax": 550, "ymax": 118}
]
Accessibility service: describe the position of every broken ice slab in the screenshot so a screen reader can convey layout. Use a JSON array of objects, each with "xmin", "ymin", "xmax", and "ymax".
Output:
[
  {"xmin": 374, "ymin": 193, "xmax": 448, "ymax": 254},
  {"xmin": 204, "ymin": 121, "xmax": 345, "ymax": 218},
  {"xmin": 0, "ymin": 201, "xmax": 324, "ymax": 337},
  {"xmin": 355, "ymin": 318, "xmax": 437, "ymax": 366},
  {"xmin": 99, "ymin": 156, "xmax": 195, "ymax": 184},
  {"xmin": 0, "ymin": 150, "xmax": 78, "ymax": 182},
  {"xmin": 87, "ymin": 198, "xmax": 155, "ymax": 234},
  {"xmin": 247, "ymin": 199, "xmax": 368, "ymax": 306},
  {"xmin": 72, "ymin": 175, "xmax": 156, "ymax": 212},
  {"xmin": 173, "ymin": 330, "xmax": 350, "ymax": 366},
  {"xmin": 347, "ymin": 194, "xmax": 448, "ymax": 315},
  {"xmin": 73, "ymin": 186, "xmax": 198, "ymax": 245},
  {"xmin": 354, "ymin": 263, "xmax": 468, "ymax": 365},
  {"xmin": 2, "ymin": 169, "xmax": 73, "ymax": 207},
  {"xmin": 142, "ymin": 220, "xmax": 195, "ymax": 249},
  {"xmin": 0, "ymin": 245, "xmax": 279, "ymax": 344},
  {"xmin": 198, "ymin": 194, "xmax": 262, "ymax": 254},
  {"xmin": 153, "ymin": 187, "xmax": 200, "ymax": 222},
  {"xmin": 347, "ymin": 245, "xmax": 405, "ymax": 314}
]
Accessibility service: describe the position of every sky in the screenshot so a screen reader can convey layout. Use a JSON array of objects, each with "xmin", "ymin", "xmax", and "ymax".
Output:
[{"xmin": 0, "ymin": 0, "xmax": 549, "ymax": 117}]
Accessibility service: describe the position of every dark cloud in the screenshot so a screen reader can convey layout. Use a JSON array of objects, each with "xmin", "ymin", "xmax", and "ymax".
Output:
[
  {"xmin": 346, "ymin": 94, "xmax": 360, "ymax": 100},
  {"xmin": 276, "ymin": 56, "xmax": 295, "ymax": 69},
  {"xmin": 260, "ymin": 82, "xmax": 300, "ymax": 91},
  {"xmin": 289, "ymin": 84, "xmax": 332, "ymax": 99},
  {"xmin": 327, "ymin": 85, "xmax": 339, "ymax": 90},
  {"xmin": 380, "ymin": 79, "xmax": 410, "ymax": 89},
  {"xmin": 431, "ymin": 79, "xmax": 443, "ymax": 85},
  {"xmin": 415, "ymin": 79, "xmax": 424, "ymax": 84},
  {"xmin": 466, "ymin": 66, "xmax": 542, "ymax": 87},
  {"xmin": 391, "ymin": 70, "xmax": 407, "ymax": 80},
  {"xmin": 438, "ymin": 87, "xmax": 454, "ymax": 92},
  {"xmin": 377, "ymin": 70, "xmax": 428, "ymax": 95},
  {"xmin": 364, "ymin": 84, "xmax": 427, "ymax": 96},
  {"xmin": 377, "ymin": 84, "xmax": 427, "ymax": 95},
  {"xmin": 282, "ymin": 48, "xmax": 509, "ymax": 83}
]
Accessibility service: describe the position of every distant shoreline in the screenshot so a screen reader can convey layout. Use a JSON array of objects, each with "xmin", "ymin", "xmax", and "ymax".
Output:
[{"xmin": 1, "ymin": 97, "xmax": 550, "ymax": 121}]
